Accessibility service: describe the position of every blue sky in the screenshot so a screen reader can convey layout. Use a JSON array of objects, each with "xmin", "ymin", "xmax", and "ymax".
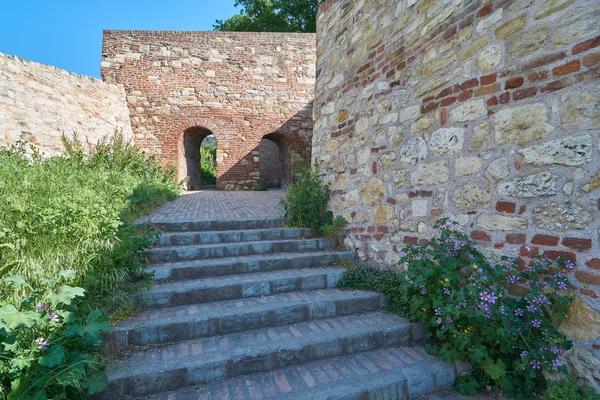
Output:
[{"xmin": 0, "ymin": 0, "xmax": 239, "ymax": 78}]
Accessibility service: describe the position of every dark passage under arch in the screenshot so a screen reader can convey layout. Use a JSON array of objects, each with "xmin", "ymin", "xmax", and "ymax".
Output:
[
  {"xmin": 183, "ymin": 126, "xmax": 215, "ymax": 191},
  {"xmin": 259, "ymin": 132, "xmax": 292, "ymax": 189}
]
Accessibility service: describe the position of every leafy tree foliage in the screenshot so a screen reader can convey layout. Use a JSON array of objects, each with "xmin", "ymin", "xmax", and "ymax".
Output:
[{"xmin": 214, "ymin": 0, "xmax": 323, "ymax": 33}]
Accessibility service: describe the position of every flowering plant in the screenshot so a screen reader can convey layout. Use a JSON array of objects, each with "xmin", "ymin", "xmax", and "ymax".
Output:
[
  {"xmin": 399, "ymin": 220, "xmax": 574, "ymax": 399},
  {"xmin": 0, "ymin": 272, "xmax": 110, "ymax": 399}
]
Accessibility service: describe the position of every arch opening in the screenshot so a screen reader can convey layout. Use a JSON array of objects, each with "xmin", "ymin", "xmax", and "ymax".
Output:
[
  {"xmin": 183, "ymin": 127, "xmax": 217, "ymax": 191},
  {"xmin": 259, "ymin": 132, "xmax": 292, "ymax": 189}
]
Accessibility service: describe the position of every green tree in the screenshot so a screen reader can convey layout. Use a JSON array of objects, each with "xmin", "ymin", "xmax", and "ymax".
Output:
[{"xmin": 214, "ymin": 0, "xmax": 323, "ymax": 33}]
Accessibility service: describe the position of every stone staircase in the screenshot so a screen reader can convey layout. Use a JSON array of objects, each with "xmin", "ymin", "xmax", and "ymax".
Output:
[{"xmin": 102, "ymin": 218, "xmax": 464, "ymax": 399}]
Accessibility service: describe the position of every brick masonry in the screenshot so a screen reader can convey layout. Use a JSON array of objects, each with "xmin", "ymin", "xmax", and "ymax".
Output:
[
  {"xmin": 101, "ymin": 31, "xmax": 316, "ymax": 190},
  {"xmin": 0, "ymin": 52, "xmax": 133, "ymax": 155},
  {"xmin": 313, "ymin": 0, "xmax": 600, "ymax": 388}
]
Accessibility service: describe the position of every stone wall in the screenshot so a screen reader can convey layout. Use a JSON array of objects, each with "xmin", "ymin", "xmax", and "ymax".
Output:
[
  {"xmin": 0, "ymin": 52, "xmax": 133, "ymax": 155},
  {"xmin": 314, "ymin": 0, "xmax": 600, "ymax": 386},
  {"xmin": 101, "ymin": 31, "xmax": 316, "ymax": 191}
]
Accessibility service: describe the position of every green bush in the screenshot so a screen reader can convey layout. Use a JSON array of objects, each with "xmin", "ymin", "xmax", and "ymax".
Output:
[
  {"xmin": 0, "ymin": 134, "xmax": 181, "ymax": 398},
  {"xmin": 338, "ymin": 220, "xmax": 577, "ymax": 399},
  {"xmin": 200, "ymin": 141, "xmax": 216, "ymax": 185},
  {"xmin": 399, "ymin": 220, "xmax": 574, "ymax": 399},
  {"xmin": 546, "ymin": 375, "xmax": 600, "ymax": 400},
  {"xmin": 254, "ymin": 180, "xmax": 268, "ymax": 191},
  {"xmin": 280, "ymin": 166, "xmax": 332, "ymax": 232},
  {"xmin": 338, "ymin": 264, "xmax": 412, "ymax": 315}
]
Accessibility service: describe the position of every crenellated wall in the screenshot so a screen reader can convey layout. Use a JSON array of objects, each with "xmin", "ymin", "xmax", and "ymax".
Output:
[
  {"xmin": 0, "ymin": 52, "xmax": 133, "ymax": 155},
  {"xmin": 314, "ymin": 0, "xmax": 600, "ymax": 386}
]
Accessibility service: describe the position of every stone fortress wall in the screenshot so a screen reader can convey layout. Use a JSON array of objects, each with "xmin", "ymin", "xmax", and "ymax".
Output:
[
  {"xmin": 313, "ymin": 0, "xmax": 600, "ymax": 383},
  {"xmin": 0, "ymin": 52, "xmax": 133, "ymax": 155},
  {"xmin": 101, "ymin": 31, "xmax": 316, "ymax": 190}
]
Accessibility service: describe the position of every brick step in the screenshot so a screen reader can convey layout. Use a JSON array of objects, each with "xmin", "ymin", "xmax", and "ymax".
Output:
[
  {"xmin": 145, "ymin": 238, "xmax": 331, "ymax": 264},
  {"xmin": 141, "ymin": 218, "xmax": 286, "ymax": 233},
  {"xmin": 109, "ymin": 289, "xmax": 385, "ymax": 347},
  {"xmin": 147, "ymin": 250, "xmax": 356, "ymax": 281},
  {"xmin": 141, "ymin": 346, "xmax": 464, "ymax": 400},
  {"xmin": 102, "ymin": 312, "xmax": 425, "ymax": 399},
  {"xmin": 154, "ymin": 227, "xmax": 313, "ymax": 247},
  {"xmin": 133, "ymin": 268, "xmax": 345, "ymax": 310}
]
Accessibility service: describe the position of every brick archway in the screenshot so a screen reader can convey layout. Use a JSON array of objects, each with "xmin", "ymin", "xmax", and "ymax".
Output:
[
  {"xmin": 181, "ymin": 126, "xmax": 216, "ymax": 191},
  {"xmin": 260, "ymin": 131, "xmax": 293, "ymax": 188}
]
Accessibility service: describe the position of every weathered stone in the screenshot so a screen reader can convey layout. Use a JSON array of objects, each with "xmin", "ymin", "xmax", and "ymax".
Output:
[
  {"xmin": 399, "ymin": 105, "xmax": 420, "ymax": 122},
  {"xmin": 494, "ymin": 103, "xmax": 553, "ymax": 145},
  {"xmin": 410, "ymin": 160, "xmax": 450, "ymax": 186},
  {"xmin": 477, "ymin": 9, "xmax": 503, "ymax": 32},
  {"xmin": 470, "ymin": 121, "xmax": 491, "ymax": 151},
  {"xmin": 510, "ymin": 25, "xmax": 549, "ymax": 58},
  {"xmin": 380, "ymin": 151, "xmax": 397, "ymax": 171},
  {"xmin": 532, "ymin": 202, "xmax": 593, "ymax": 231},
  {"xmin": 428, "ymin": 127, "xmax": 465, "ymax": 156},
  {"xmin": 388, "ymin": 126, "xmax": 406, "ymax": 147},
  {"xmin": 323, "ymin": 140, "xmax": 339, "ymax": 153},
  {"xmin": 414, "ymin": 67, "xmax": 462, "ymax": 97},
  {"xmin": 412, "ymin": 200, "xmax": 428, "ymax": 217},
  {"xmin": 535, "ymin": 0, "xmax": 575, "ymax": 19},
  {"xmin": 458, "ymin": 36, "xmax": 489, "ymax": 61},
  {"xmin": 410, "ymin": 115, "xmax": 434, "ymax": 133},
  {"xmin": 551, "ymin": 5, "xmax": 600, "ymax": 46},
  {"xmin": 423, "ymin": 52, "xmax": 456, "ymax": 77},
  {"xmin": 393, "ymin": 170, "xmax": 409, "ymax": 187},
  {"xmin": 455, "ymin": 156, "xmax": 483, "ymax": 176},
  {"xmin": 477, "ymin": 214, "xmax": 528, "ymax": 231},
  {"xmin": 564, "ymin": 345, "xmax": 600, "ymax": 392},
  {"xmin": 559, "ymin": 91, "xmax": 600, "ymax": 132},
  {"xmin": 399, "ymin": 137, "xmax": 428, "ymax": 165},
  {"xmin": 453, "ymin": 182, "xmax": 492, "ymax": 210},
  {"xmin": 559, "ymin": 298, "xmax": 600, "ymax": 341},
  {"xmin": 360, "ymin": 178, "xmax": 386, "ymax": 206},
  {"xmin": 476, "ymin": 44, "xmax": 502, "ymax": 71},
  {"xmin": 496, "ymin": 15, "xmax": 526, "ymax": 39},
  {"xmin": 497, "ymin": 172, "xmax": 557, "ymax": 197},
  {"xmin": 449, "ymin": 99, "xmax": 487, "ymax": 122},
  {"xmin": 583, "ymin": 171, "xmax": 600, "ymax": 193},
  {"xmin": 373, "ymin": 205, "xmax": 394, "ymax": 224},
  {"xmin": 485, "ymin": 157, "xmax": 510, "ymax": 183},
  {"xmin": 519, "ymin": 134, "xmax": 593, "ymax": 166}
]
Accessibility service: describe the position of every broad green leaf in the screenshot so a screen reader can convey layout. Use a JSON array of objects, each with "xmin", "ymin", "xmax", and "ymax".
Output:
[
  {"xmin": 53, "ymin": 357, "xmax": 86, "ymax": 386},
  {"xmin": 456, "ymin": 376, "xmax": 479, "ymax": 396},
  {"xmin": 84, "ymin": 310, "xmax": 110, "ymax": 337},
  {"xmin": 39, "ymin": 345, "xmax": 64, "ymax": 367},
  {"xmin": 2, "ymin": 334, "xmax": 18, "ymax": 352},
  {"xmin": 424, "ymin": 343, "xmax": 438, "ymax": 355},
  {"xmin": 10, "ymin": 354, "xmax": 35, "ymax": 370},
  {"xmin": 440, "ymin": 343, "xmax": 459, "ymax": 363},
  {"xmin": 47, "ymin": 285, "xmax": 85, "ymax": 306},
  {"xmin": 0, "ymin": 305, "xmax": 38, "ymax": 329},
  {"xmin": 59, "ymin": 269, "xmax": 76, "ymax": 280},
  {"xmin": 483, "ymin": 358, "xmax": 507, "ymax": 380},
  {"xmin": 84, "ymin": 370, "xmax": 108, "ymax": 394},
  {"xmin": 4, "ymin": 275, "xmax": 27, "ymax": 287},
  {"xmin": 468, "ymin": 344, "xmax": 488, "ymax": 364},
  {"xmin": 8, "ymin": 376, "xmax": 30, "ymax": 400}
]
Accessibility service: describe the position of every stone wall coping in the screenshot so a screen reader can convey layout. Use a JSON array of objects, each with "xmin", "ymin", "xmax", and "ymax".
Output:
[
  {"xmin": 103, "ymin": 30, "xmax": 316, "ymax": 38},
  {"xmin": 0, "ymin": 51, "xmax": 112, "ymax": 85}
]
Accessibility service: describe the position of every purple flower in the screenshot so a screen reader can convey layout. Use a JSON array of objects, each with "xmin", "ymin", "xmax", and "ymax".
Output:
[
  {"xmin": 557, "ymin": 281, "xmax": 567, "ymax": 290},
  {"xmin": 499, "ymin": 305, "xmax": 506, "ymax": 315},
  {"xmin": 436, "ymin": 318, "xmax": 443, "ymax": 325},
  {"xmin": 480, "ymin": 291, "xmax": 497, "ymax": 304},
  {"xmin": 36, "ymin": 303, "xmax": 49, "ymax": 312},
  {"xmin": 531, "ymin": 320, "xmax": 541, "ymax": 329},
  {"xmin": 506, "ymin": 275, "xmax": 519, "ymax": 284},
  {"xmin": 552, "ymin": 359, "xmax": 563, "ymax": 368},
  {"xmin": 49, "ymin": 311, "xmax": 60, "ymax": 323},
  {"xmin": 520, "ymin": 350, "xmax": 528, "ymax": 358},
  {"xmin": 34, "ymin": 338, "xmax": 49, "ymax": 351},
  {"xmin": 530, "ymin": 360, "xmax": 541, "ymax": 370},
  {"xmin": 527, "ymin": 304, "xmax": 538, "ymax": 314},
  {"xmin": 443, "ymin": 287, "xmax": 451, "ymax": 295},
  {"xmin": 456, "ymin": 301, "xmax": 467, "ymax": 309},
  {"xmin": 468, "ymin": 254, "xmax": 475, "ymax": 260},
  {"xmin": 565, "ymin": 260, "xmax": 575, "ymax": 271},
  {"xmin": 514, "ymin": 308, "xmax": 524, "ymax": 317},
  {"xmin": 420, "ymin": 287, "xmax": 427, "ymax": 295},
  {"xmin": 551, "ymin": 347, "xmax": 563, "ymax": 355},
  {"xmin": 445, "ymin": 317, "xmax": 453, "ymax": 324},
  {"xmin": 435, "ymin": 308, "xmax": 442, "ymax": 316}
]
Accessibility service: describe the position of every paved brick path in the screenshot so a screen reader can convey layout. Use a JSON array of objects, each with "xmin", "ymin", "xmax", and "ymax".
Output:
[{"xmin": 140, "ymin": 189, "xmax": 284, "ymax": 222}]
